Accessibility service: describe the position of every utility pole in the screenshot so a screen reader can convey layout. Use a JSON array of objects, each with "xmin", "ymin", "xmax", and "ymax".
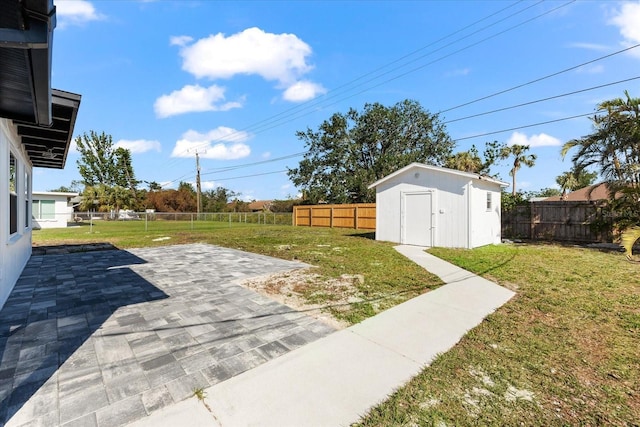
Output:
[{"xmin": 195, "ymin": 150, "xmax": 202, "ymax": 215}]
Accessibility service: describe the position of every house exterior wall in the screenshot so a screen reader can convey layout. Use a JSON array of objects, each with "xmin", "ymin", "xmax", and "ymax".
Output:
[
  {"xmin": 0, "ymin": 118, "xmax": 33, "ymax": 308},
  {"xmin": 32, "ymin": 192, "xmax": 76, "ymax": 229},
  {"xmin": 374, "ymin": 165, "xmax": 503, "ymax": 249}
]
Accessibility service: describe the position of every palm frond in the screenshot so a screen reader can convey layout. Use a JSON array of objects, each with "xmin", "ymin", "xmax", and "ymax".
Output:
[{"xmin": 620, "ymin": 226, "xmax": 640, "ymax": 262}]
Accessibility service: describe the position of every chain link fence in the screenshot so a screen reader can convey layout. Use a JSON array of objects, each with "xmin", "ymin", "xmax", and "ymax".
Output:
[{"xmin": 48, "ymin": 211, "xmax": 293, "ymax": 231}]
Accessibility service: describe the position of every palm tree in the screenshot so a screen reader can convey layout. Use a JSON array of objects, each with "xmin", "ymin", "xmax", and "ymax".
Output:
[
  {"xmin": 561, "ymin": 91, "xmax": 640, "ymax": 187},
  {"xmin": 444, "ymin": 150, "xmax": 483, "ymax": 173},
  {"xmin": 500, "ymin": 144, "xmax": 537, "ymax": 196},
  {"xmin": 556, "ymin": 171, "xmax": 578, "ymax": 199},
  {"xmin": 561, "ymin": 91, "xmax": 640, "ymax": 230}
]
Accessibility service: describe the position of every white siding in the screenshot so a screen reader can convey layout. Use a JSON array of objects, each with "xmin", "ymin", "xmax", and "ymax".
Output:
[
  {"xmin": 32, "ymin": 192, "xmax": 76, "ymax": 229},
  {"xmin": 373, "ymin": 164, "xmax": 505, "ymax": 249},
  {"xmin": 1, "ymin": 118, "xmax": 33, "ymax": 308},
  {"xmin": 469, "ymin": 180, "xmax": 502, "ymax": 247}
]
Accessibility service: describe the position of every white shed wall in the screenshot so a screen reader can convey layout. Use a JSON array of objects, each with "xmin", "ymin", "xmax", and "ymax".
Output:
[
  {"xmin": 469, "ymin": 180, "xmax": 503, "ymax": 247},
  {"xmin": 1, "ymin": 118, "xmax": 33, "ymax": 309},
  {"xmin": 375, "ymin": 167, "xmax": 472, "ymax": 248}
]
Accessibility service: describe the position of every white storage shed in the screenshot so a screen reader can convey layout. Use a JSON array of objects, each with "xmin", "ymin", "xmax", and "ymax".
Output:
[{"xmin": 368, "ymin": 163, "xmax": 508, "ymax": 248}]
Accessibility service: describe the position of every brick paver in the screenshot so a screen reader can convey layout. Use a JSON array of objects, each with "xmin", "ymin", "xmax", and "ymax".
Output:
[{"xmin": 0, "ymin": 243, "xmax": 335, "ymax": 426}]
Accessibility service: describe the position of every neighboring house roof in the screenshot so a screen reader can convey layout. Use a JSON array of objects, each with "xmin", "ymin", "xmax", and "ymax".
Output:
[
  {"xmin": 368, "ymin": 162, "xmax": 509, "ymax": 189},
  {"xmin": 543, "ymin": 183, "xmax": 610, "ymax": 202},
  {"xmin": 32, "ymin": 191, "xmax": 80, "ymax": 198},
  {"xmin": 0, "ymin": 0, "xmax": 81, "ymax": 169},
  {"xmin": 248, "ymin": 200, "xmax": 273, "ymax": 211}
]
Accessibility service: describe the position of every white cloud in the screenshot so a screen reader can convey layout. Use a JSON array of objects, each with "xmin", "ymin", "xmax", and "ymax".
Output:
[
  {"xmin": 567, "ymin": 42, "xmax": 609, "ymax": 51},
  {"xmin": 114, "ymin": 139, "xmax": 161, "ymax": 153},
  {"xmin": 170, "ymin": 35, "xmax": 193, "ymax": 47},
  {"xmin": 576, "ymin": 64, "xmax": 605, "ymax": 74},
  {"xmin": 171, "ymin": 127, "xmax": 251, "ymax": 160},
  {"xmin": 173, "ymin": 27, "xmax": 324, "ymax": 101},
  {"xmin": 283, "ymin": 80, "xmax": 327, "ymax": 102},
  {"xmin": 177, "ymin": 27, "xmax": 312, "ymax": 83},
  {"xmin": 446, "ymin": 68, "xmax": 471, "ymax": 77},
  {"xmin": 507, "ymin": 132, "xmax": 561, "ymax": 147},
  {"xmin": 609, "ymin": 2, "xmax": 640, "ymax": 57},
  {"xmin": 200, "ymin": 181, "xmax": 220, "ymax": 190},
  {"xmin": 262, "ymin": 152, "xmax": 271, "ymax": 159},
  {"xmin": 154, "ymin": 84, "xmax": 243, "ymax": 118},
  {"xmin": 55, "ymin": 0, "xmax": 103, "ymax": 27}
]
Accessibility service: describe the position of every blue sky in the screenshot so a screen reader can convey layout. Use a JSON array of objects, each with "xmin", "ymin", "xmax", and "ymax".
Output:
[{"xmin": 38, "ymin": 0, "xmax": 640, "ymax": 201}]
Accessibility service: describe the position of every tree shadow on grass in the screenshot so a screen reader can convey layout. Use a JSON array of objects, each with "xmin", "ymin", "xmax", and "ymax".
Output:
[{"xmin": 0, "ymin": 244, "xmax": 168, "ymax": 425}]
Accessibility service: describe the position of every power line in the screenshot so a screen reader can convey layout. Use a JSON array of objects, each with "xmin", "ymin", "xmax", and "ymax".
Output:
[
  {"xmin": 165, "ymin": 0, "xmax": 553, "ymax": 161},
  {"xmin": 162, "ymin": 70, "xmax": 637, "ymax": 187},
  {"xmin": 221, "ymin": 0, "xmax": 574, "ymax": 140},
  {"xmin": 444, "ymin": 76, "xmax": 640, "ymax": 124},
  {"xmin": 453, "ymin": 112, "xmax": 593, "ymax": 142},
  {"xmin": 200, "ymin": 170, "xmax": 288, "ymax": 183},
  {"xmin": 191, "ymin": 112, "xmax": 598, "ymax": 186},
  {"xmin": 440, "ymin": 42, "xmax": 640, "ymax": 114},
  {"xmin": 200, "ymin": 151, "xmax": 306, "ymax": 176},
  {"xmin": 157, "ymin": 2, "xmax": 640, "ymax": 187},
  {"xmin": 230, "ymin": 0, "xmax": 542, "ymax": 137}
]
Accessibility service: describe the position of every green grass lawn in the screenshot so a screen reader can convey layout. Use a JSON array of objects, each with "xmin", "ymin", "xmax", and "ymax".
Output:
[
  {"xmin": 32, "ymin": 221, "xmax": 441, "ymax": 324},
  {"xmin": 34, "ymin": 223, "xmax": 639, "ymax": 424},
  {"xmin": 355, "ymin": 243, "xmax": 640, "ymax": 426}
]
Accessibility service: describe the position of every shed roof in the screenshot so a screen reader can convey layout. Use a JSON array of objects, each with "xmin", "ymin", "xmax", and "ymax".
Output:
[
  {"xmin": 368, "ymin": 163, "xmax": 509, "ymax": 189},
  {"xmin": 0, "ymin": 0, "xmax": 81, "ymax": 169}
]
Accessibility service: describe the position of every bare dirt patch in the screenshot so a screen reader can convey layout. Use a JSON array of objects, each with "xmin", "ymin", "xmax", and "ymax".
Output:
[{"xmin": 240, "ymin": 268, "xmax": 361, "ymax": 330}]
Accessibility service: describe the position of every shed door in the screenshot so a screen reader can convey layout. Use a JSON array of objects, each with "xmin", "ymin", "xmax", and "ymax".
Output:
[{"xmin": 402, "ymin": 192, "xmax": 433, "ymax": 246}]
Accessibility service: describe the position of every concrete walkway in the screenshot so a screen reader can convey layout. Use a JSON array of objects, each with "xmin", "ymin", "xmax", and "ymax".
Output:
[{"xmin": 130, "ymin": 245, "xmax": 515, "ymax": 427}]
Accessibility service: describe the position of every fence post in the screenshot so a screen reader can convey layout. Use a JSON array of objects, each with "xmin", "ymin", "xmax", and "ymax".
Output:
[
  {"xmin": 330, "ymin": 207, "xmax": 334, "ymax": 228},
  {"xmin": 309, "ymin": 207, "xmax": 313, "ymax": 227},
  {"xmin": 530, "ymin": 203, "xmax": 535, "ymax": 239},
  {"xmin": 355, "ymin": 206, "xmax": 359, "ymax": 230}
]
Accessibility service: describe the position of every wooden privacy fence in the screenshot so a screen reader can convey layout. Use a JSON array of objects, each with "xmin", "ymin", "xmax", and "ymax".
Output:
[
  {"xmin": 502, "ymin": 201, "xmax": 612, "ymax": 243},
  {"xmin": 293, "ymin": 203, "xmax": 376, "ymax": 230}
]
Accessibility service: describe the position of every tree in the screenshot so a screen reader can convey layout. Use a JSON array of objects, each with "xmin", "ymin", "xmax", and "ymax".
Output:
[
  {"xmin": 444, "ymin": 148, "xmax": 483, "ymax": 173},
  {"xmin": 75, "ymin": 131, "xmax": 140, "ymax": 212},
  {"xmin": 202, "ymin": 187, "xmax": 237, "ymax": 212},
  {"xmin": 113, "ymin": 147, "xmax": 138, "ymax": 189},
  {"xmin": 500, "ymin": 144, "xmax": 536, "ymax": 196},
  {"xmin": 288, "ymin": 100, "xmax": 454, "ymax": 204},
  {"xmin": 147, "ymin": 181, "xmax": 162, "ymax": 191},
  {"xmin": 144, "ymin": 183, "xmax": 197, "ymax": 212},
  {"xmin": 76, "ymin": 131, "xmax": 117, "ymax": 187},
  {"xmin": 533, "ymin": 188, "xmax": 562, "ymax": 198},
  {"xmin": 49, "ymin": 185, "xmax": 75, "ymax": 193},
  {"xmin": 555, "ymin": 167, "xmax": 598, "ymax": 197},
  {"xmin": 562, "ymin": 91, "xmax": 640, "ymax": 230},
  {"xmin": 445, "ymin": 141, "xmax": 507, "ymax": 176}
]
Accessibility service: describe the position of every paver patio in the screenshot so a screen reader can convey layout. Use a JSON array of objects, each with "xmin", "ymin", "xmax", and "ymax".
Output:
[{"xmin": 0, "ymin": 243, "xmax": 335, "ymax": 427}]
